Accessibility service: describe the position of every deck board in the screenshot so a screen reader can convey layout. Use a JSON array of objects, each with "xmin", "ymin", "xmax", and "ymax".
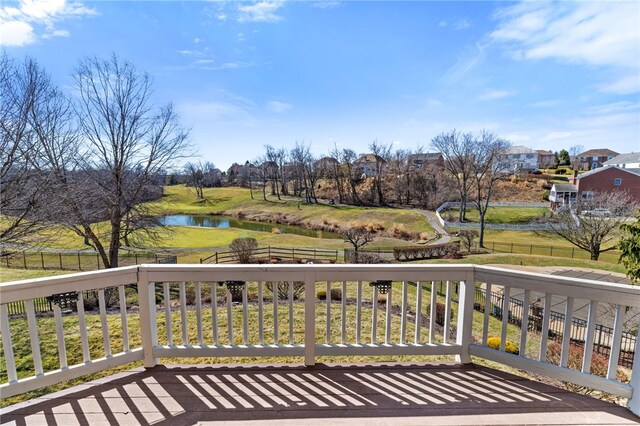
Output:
[{"xmin": 2, "ymin": 363, "xmax": 637, "ymax": 425}]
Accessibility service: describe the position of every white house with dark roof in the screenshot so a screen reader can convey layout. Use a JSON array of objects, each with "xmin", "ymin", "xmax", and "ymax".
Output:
[
  {"xmin": 497, "ymin": 146, "xmax": 539, "ymax": 172},
  {"xmin": 603, "ymin": 152, "xmax": 640, "ymax": 171}
]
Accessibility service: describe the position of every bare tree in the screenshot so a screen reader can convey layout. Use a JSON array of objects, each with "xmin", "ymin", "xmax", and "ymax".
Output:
[
  {"xmin": 432, "ymin": 130, "xmax": 474, "ymax": 222},
  {"xmin": 343, "ymin": 227, "xmax": 373, "ymax": 264},
  {"xmin": 470, "ymin": 131, "xmax": 511, "ymax": 247},
  {"xmin": 339, "ymin": 148, "xmax": 361, "ymax": 205},
  {"xmin": 369, "ymin": 140, "xmax": 392, "ymax": 205},
  {"xmin": 329, "ymin": 145, "xmax": 347, "ymax": 204},
  {"xmin": 184, "ymin": 161, "xmax": 217, "ymax": 199},
  {"xmin": 548, "ymin": 191, "xmax": 639, "ymax": 261},
  {"xmin": 39, "ymin": 54, "xmax": 190, "ymax": 268},
  {"xmin": 0, "ymin": 54, "xmax": 55, "ymax": 246},
  {"xmin": 569, "ymin": 144, "xmax": 584, "ymax": 170}
]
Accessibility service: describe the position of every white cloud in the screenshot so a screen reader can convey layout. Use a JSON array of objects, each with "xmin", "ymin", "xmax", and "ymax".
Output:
[
  {"xmin": 453, "ymin": 19, "xmax": 470, "ymax": 30},
  {"xmin": 238, "ymin": 1, "xmax": 283, "ymax": 23},
  {"xmin": 491, "ymin": 1, "xmax": 640, "ymax": 94},
  {"xmin": 478, "ymin": 89, "xmax": 514, "ymax": 101},
  {"xmin": 42, "ymin": 28, "xmax": 69, "ymax": 39},
  {"xmin": 443, "ymin": 42, "xmax": 486, "ymax": 83},
  {"xmin": 0, "ymin": 20, "xmax": 34, "ymax": 46},
  {"xmin": 542, "ymin": 131, "xmax": 572, "ymax": 141},
  {"xmin": 311, "ymin": 1, "xmax": 342, "ymax": 9},
  {"xmin": 193, "ymin": 59, "xmax": 214, "ymax": 65},
  {"xmin": 267, "ymin": 101, "xmax": 292, "ymax": 113},
  {"xmin": 528, "ymin": 100, "xmax": 562, "ymax": 108},
  {"xmin": 438, "ymin": 20, "xmax": 448, "ymax": 27},
  {"xmin": 0, "ymin": 0, "xmax": 95, "ymax": 46},
  {"xmin": 504, "ymin": 133, "xmax": 531, "ymax": 142}
]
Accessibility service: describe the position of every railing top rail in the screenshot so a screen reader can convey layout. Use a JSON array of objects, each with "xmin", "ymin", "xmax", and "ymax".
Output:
[
  {"xmin": 140, "ymin": 263, "xmax": 475, "ymax": 283},
  {"xmin": 475, "ymin": 265, "xmax": 640, "ymax": 307},
  {"xmin": 0, "ymin": 266, "xmax": 138, "ymax": 304},
  {"xmin": 1, "ymin": 263, "xmax": 637, "ymax": 307}
]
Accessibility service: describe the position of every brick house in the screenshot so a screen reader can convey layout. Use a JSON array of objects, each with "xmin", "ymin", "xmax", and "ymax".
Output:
[
  {"xmin": 570, "ymin": 166, "xmax": 640, "ymax": 201},
  {"xmin": 536, "ymin": 150, "xmax": 556, "ymax": 169},
  {"xmin": 576, "ymin": 148, "xmax": 619, "ymax": 171}
]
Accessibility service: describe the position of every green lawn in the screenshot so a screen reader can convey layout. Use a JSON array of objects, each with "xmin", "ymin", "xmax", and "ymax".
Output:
[
  {"xmin": 152, "ymin": 185, "xmax": 434, "ymax": 234},
  {"xmin": 444, "ymin": 206, "xmax": 550, "ymax": 224}
]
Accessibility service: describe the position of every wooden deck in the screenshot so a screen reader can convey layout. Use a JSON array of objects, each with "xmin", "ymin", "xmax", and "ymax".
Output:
[{"xmin": 1, "ymin": 363, "xmax": 638, "ymax": 425}]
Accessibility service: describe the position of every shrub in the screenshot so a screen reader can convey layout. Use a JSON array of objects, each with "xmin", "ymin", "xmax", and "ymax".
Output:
[
  {"xmin": 487, "ymin": 336, "xmax": 519, "ymax": 354},
  {"xmin": 229, "ymin": 237, "xmax": 258, "ymax": 263},
  {"xmin": 458, "ymin": 230, "xmax": 479, "ymax": 252},
  {"xmin": 393, "ymin": 242, "xmax": 460, "ymax": 261},
  {"xmin": 542, "ymin": 190, "xmax": 549, "ymax": 201},
  {"xmin": 317, "ymin": 288, "xmax": 342, "ymax": 301},
  {"xmin": 266, "ymin": 281, "xmax": 305, "ymax": 300},
  {"xmin": 427, "ymin": 302, "xmax": 453, "ymax": 326},
  {"xmin": 546, "ymin": 341, "xmax": 628, "ymax": 396},
  {"xmin": 556, "ymin": 168, "xmax": 567, "ymax": 175}
]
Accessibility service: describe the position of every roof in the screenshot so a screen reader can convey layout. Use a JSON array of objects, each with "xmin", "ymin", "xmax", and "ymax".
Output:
[
  {"xmin": 354, "ymin": 153, "xmax": 386, "ymax": 163},
  {"xmin": 408, "ymin": 153, "xmax": 443, "ymax": 161},
  {"xmin": 577, "ymin": 148, "xmax": 619, "ymax": 158},
  {"xmin": 603, "ymin": 152, "xmax": 640, "ymax": 165},
  {"xmin": 536, "ymin": 149, "xmax": 554, "ymax": 156},
  {"xmin": 576, "ymin": 165, "xmax": 640, "ymax": 179},
  {"xmin": 551, "ymin": 183, "xmax": 577, "ymax": 192},
  {"xmin": 503, "ymin": 145, "xmax": 536, "ymax": 154}
]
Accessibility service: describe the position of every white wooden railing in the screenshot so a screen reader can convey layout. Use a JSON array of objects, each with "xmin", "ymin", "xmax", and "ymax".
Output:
[{"xmin": 0, "ymin": 264, "xmax": 639, "ymax": 416}]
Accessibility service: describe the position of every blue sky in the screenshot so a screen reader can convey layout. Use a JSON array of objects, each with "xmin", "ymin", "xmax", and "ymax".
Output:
[{"xmin": 1, "ymin": 0, "xmax": 639, "ymax": 169}]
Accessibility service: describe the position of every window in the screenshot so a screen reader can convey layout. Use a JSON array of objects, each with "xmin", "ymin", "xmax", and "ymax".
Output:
[
  {"xmin": 614, "ymin": 178, "xmax": 622, "ymax": 186},
  {"xmin": 582, "ymin": 191, "xmax": 593, "ymax": 200}
]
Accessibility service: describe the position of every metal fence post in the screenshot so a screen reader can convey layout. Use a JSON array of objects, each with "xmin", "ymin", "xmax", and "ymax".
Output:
[
  {"xmin": 41, "ymin": 253, "xmax": 45, "ymax": 270},
  {"xmin": 23, "ymin": 252, "xmax": 27, "ymax": 269},
  {"xmin": 78, "ymin": 253, "xmax": 82, "ymax": 270},
  {"xmin": 59, "ymin": 253, "xmax": 63, "ymax": 270}
]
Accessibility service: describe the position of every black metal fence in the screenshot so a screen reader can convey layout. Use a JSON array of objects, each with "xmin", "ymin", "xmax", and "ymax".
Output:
[
  {"xmin": 471, "ymin": 286, "xmax": 636, "ymax": 368},
  {"xmin": 200, "ymin": 246, "xmax": 339, "ymax": 264},
  {"xmin": 0, "ymin": 251, "xmax": 177, "ymax": 272},
  {"xmin": 485, "ymin": 241, "xmax": 621, "ymax": 263}
]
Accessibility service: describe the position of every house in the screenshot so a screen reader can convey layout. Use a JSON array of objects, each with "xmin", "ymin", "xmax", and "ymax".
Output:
[
  {"xmin": 570, "ymin": 166, "xmax": 640, "ymax": 202},
  {"xmin": 313, "ymin": 156, "xmax": 340, "ymax": 177},
  {"xmin": 407, "ymin": 152, "xmax": 444, "ymax": 170},
  {"xmin": 497, "ymin": 146, "xmax": 539, "ymax": 172},
  {"xmin": 354, "ymin": 153, "xmax": 386, "ymax": 178},
  {"xmin": 576, "ymin": 148, "xmax": 619, "ymax": 171},
  {"xmin": 603, "ymin": 152, "xmax": 640, "ymax": 171},
  {"xmin": 549, "ymin": 183, "xmax": 577, "ymax": 210},
  {"xmin": 536, "ymin": 150, "xmax": 556, "ymax": 169}
]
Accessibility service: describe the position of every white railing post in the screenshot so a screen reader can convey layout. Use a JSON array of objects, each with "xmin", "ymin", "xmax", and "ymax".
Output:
[
  {"xmin": 138, "ymin": 268, "xmax": 158, "ymax": 368},
  {"xmin": 455, "ymin": 270, "xmax": 476, "ymax": 363},
  {"xmin": 627, "ymin": 317, "xmax": 640, "ymax": 416},
  {"xmin": 304, "ymin": 271, "xmax": 316, "ymax": 366}
]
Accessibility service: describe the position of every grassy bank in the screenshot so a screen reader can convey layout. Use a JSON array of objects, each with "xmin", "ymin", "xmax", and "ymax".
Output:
[
  {"xmin": 444, "ymin": 206, "xmax": 549, "ymax": 224},
  {"xmin": 152, "ymin": 185, "xmax": 434, "ymax": 234}
]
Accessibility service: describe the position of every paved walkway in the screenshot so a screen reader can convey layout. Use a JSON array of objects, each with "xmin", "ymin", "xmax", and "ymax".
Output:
[
  {"xmin": 2, "ymin": 363, "xmax": 637, "ymax": 425},
  {"xmin": 414, "ymin": 210, "xmax": 452, "ymax": 245}
]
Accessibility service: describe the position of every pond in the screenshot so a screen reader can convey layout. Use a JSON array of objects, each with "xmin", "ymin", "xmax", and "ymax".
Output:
[{"xmin": 160, "ymin": 215, "xmax": 342, "ymax": 239}]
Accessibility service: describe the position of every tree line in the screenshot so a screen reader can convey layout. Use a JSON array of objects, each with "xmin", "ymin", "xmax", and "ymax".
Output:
[{"xmin": 1, "ymin": 53, "xmax": 190, "ymax": 267}]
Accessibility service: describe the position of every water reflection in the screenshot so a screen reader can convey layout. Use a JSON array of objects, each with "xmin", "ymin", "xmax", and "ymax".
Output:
[{"xmin": 160, "ymin": 215, "xmax": 342, "ymax": 239}]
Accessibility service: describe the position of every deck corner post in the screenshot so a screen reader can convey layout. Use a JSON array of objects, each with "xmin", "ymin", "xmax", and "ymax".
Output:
[
  {"xmin": 455, "ymin": 270, "xmax": 476, "ymax": 364},
  {"xmin": 138, "ymin": 268, "xmax": 159, "ymax": 368},
  {"xmin": 627, "ymin": 317, "xmax": 640, "ymax": 416},
  {"xmin": 304, "ymin": 270, "xmax": 316, "ymax": 366}
]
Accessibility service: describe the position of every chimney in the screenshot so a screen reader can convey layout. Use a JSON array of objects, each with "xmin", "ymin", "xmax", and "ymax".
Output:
[{"xmin": 570, "ymin": 169, "xmax": 578, "ymax": 185}]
